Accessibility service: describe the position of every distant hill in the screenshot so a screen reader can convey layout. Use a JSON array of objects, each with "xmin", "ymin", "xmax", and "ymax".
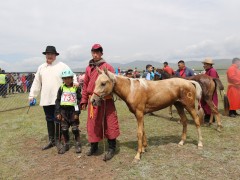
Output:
[{"xmin": 72, "ymin": 59, "xmax": 232, "ymax": 72}]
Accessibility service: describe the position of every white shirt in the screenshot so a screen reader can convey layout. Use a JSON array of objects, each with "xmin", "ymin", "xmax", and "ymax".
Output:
[{"xmin": 29, "ymin": 60, "xmax": 77, "ymax": 106}]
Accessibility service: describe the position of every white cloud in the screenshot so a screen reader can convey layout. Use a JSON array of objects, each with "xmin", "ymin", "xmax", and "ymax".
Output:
[{"xmin": 0, "ymin": 0, "xmax": 240, "ymax": 71}]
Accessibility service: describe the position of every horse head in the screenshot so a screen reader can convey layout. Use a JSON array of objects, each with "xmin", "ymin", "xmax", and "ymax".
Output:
[{"xmin": 90, "ymin": 67, "xmax": 115, "ymax": 106}]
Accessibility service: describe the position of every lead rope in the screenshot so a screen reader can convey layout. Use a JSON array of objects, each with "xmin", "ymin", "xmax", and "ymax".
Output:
[{"xmin": 102, "ymin": 99, "xmax": 107, "ymax": 161}]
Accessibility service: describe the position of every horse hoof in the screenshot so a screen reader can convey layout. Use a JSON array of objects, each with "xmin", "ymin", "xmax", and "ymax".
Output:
[
  {"xmin": 132, "ymin": 158, "xmax": 140, "ymax": 164},
  {"xmin": 217, "ymin": 128, "xmax": 222, "ymax": 132},
  {"xmin": 198, "ymin": 146, "xmax": 203, "ymax": 150},
  {"xmin": 178, "ymin": 143, "xmax": 183, "ymax": 147}
]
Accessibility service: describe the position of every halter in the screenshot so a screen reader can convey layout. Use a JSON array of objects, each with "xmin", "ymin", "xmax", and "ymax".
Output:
[
  {"xmin": 93, "ymin": 92, "xmax": 113, "ymax": 100},
  {"xmin": 93, "ymin": 74, "xmax": 115, "ymax": 100}
]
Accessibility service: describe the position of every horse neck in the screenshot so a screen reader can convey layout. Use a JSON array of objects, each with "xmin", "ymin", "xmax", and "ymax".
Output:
[{"xmin": 113, "ymin": 76, "xmax": 131, "ymax": 101}]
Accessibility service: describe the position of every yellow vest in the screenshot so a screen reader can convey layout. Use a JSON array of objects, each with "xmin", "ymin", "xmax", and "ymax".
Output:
[
  {"xmin": 0, "ymin": 74, "xmax": 6, "ymax": 84},
  {"xmin": 60, "ymin": 85, "xmax": 77, "ymax": 106}
]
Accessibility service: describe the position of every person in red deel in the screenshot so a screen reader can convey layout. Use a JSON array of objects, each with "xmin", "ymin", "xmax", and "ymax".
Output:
[
  {"xmin": 226, "ymin": 57, "xmax": 240, "ymax": 117},
  {"xmin": 80, "ymin": 44, "xmax": 120, "ymax": 161},
  {"xmin": 163, "ymin": 62, "xmax": 175, "ymax": 75},
  {"xmin": 201, "ymin": 57, "xmax": 219, "ymax": 123}
]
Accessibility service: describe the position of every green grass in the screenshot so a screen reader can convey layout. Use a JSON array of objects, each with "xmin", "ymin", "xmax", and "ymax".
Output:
[{"xmin": 1, "ymin": 75, "xmax": 240, "ymax": 179}]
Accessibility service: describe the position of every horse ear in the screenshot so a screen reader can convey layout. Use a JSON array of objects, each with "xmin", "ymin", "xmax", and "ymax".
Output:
[{"xmin": 96, "ymin": 67, "xmax": 103, "ymax": 74}]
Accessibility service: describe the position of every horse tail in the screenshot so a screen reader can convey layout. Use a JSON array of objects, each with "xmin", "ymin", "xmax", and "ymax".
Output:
[
  {"xmin": 190, "ymin": 81, "xmax": 202, "ymax": 100},
  {"xmin": 213, "ymin": 78, "xmax": 229, "ymax": 115},
  {"xmin": 223, "ymin": 91, "xmax": 230, "ymax": 116},
  {"xmin": 213, "ymin": 78, "xmax": 224, "ymax": 91},
  {"xmin": 190, "ymin": 81, "xmax": 204, "ymax": 124}
]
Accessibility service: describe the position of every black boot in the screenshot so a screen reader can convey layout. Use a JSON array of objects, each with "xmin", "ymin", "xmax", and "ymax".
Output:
[
  {"xmin": 42, "ymin": 121, "xmax": 55, "ymax": 150},
  {"xmin": 233, "ymin": 110, "xmax": 240, "ymax": 116},
  {"xmin": 72, "ymin": 127, "xmax": 81, "ymax": 153},
  {"xmin": 75, "ymin": 135, "xmax": 81, "ymax": 153},
  {"xmin": 75, "ymin": 142, "xmax": 81, "ymax": 153},
  {"xmin": 103, "ymin": 139, "xmax": 116, "ymax": 161},
  {"xmin": 58, "ymin": 129, "xmax": 70, "ymax": 154},
  {"xmin": 204, "ymin": 114, "xmax": 210, "ymax": 123},
  {"xmin": 229, "ymin": 110, "xmax": 236, "ymax": 118},
  {"xmin": 87, "ymin": 142, "xmax": 98, "ymax": 156}
]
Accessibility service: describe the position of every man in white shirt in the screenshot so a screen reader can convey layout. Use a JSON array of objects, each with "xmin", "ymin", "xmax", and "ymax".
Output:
[{"xmin": 29, "ymin": 46, "xmax": 78, "ymax": 150}]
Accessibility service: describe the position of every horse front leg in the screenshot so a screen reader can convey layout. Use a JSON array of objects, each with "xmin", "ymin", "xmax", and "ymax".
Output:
[
  {"xmin": 134, "ymin": 111, "xmax": 144, "ymax": 161},
  {"xmin": 142, "ymin": 128, "xmax": 147, "ymax": 153}
]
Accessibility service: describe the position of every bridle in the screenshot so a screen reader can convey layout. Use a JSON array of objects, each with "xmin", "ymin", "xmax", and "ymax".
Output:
[{"xmin": 93, "ymin": 74, "xmax": 115, "ymax": 100}]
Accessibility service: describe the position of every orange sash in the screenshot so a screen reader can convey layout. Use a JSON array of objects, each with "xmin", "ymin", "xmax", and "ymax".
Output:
[{"xmin": 88, "ymin": 94, "xmax": 112, "ymax": 119}]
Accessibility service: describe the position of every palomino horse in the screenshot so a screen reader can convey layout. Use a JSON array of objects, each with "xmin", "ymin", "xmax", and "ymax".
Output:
[
  {"xmin": 91, "ymin": 68, "xmax": 203, "ymax": 161},
  {"xmin": 155, "ymin": 69, "xmax": 224, "ymax": 131}
]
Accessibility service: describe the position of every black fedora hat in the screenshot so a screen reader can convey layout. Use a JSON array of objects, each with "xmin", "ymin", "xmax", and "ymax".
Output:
[{"xmin": 42, "ymin": 46, "xmax": 59, "ymax": 56}]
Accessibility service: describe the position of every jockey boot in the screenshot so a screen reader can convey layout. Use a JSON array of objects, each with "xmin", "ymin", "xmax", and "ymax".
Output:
[
  {"xmin": 42, "ymin": 121, "xmax": 55, "ymax": 150},
  {"xmin": 103, "ymin": 139, "xmax": 116, "ymax": 161},
  {"xmin": 58, "ymin": 129, "xmax": 70, "ymax": 154},
  {"xmin": 75, "ymin": 135, "xmax": 81, "ymax": 153},
  {"xmin": 87, "ymin": 142, "xmax": 98, "ymax": 156},
  {"xmin": 75, "ymin": 141, "xmax": 82, "ymax": 153}
]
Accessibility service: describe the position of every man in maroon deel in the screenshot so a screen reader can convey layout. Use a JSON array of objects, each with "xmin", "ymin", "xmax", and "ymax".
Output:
[{"xmin": 80, "ymin": 44, "xmax": 120, "ymax": 161}]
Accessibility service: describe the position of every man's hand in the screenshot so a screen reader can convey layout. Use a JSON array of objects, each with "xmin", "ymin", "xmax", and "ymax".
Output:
[
  {"xmin": 81, "ymin": 103, "xmax": 87, "ymax": 110},
  {"xmin": 74, "ymin": 114, "xmax": 79, "ymax": 120},
  {"xmin": 73, "ymin": 83, "xmax": 79, "ymax": 88},
  {"xmin": 56, "ymin": 114, "xmax": 62, "ymax": 121},
  {"xmin": 28, "ymin": 97, "xmax": 34, "ymax": 103}
]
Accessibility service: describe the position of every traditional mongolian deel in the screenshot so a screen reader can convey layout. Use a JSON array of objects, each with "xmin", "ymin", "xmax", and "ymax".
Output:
[
  {"xmin": 80, "ymin": 59, "xmax": 120, "ymax": 143},
  {"xmin": 227, "ymin": 64, "xmax": 240, "ymax": 110}
]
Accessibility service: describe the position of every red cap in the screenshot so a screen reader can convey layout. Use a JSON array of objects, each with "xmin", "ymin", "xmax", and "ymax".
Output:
[{"xmin": 91, "ymin": 44, "xmax": 102, "ymax": 50}]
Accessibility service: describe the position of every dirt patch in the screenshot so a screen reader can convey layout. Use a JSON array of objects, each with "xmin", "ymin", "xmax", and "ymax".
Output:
[{"xmin": 20, "ymin": 138, "xmax": 119, "ymax": 180}]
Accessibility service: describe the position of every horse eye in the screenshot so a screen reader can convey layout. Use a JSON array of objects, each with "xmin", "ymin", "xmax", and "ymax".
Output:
[{"xmin": 101, "ymin": 82, "xmax": 106, "ymax": 86}]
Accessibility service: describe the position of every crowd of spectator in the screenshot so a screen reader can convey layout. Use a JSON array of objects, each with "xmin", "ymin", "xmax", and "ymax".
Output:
[{"xmin": 0, "ymin": 70, "xmax": 35, "ymax": 97}]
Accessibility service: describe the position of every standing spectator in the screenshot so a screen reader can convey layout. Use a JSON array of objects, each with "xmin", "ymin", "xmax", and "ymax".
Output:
[
  {"xmin": 163, "ymin": 62, "xmax": 175, "ymax": 75},
  {"xmin": 126, "ymin": 69, "xmax": 134, "ymax": 78},
  {"xmin": 21, "ymin": 74, "xmax": 27, "ymax": 93},
  {"xmin": 0, "ymin": 70, "xmax": 8, "ymax": 98},
  {"xmin": 80, "ymin": 44, "xmax": 120, "ymax": 161},
  {"xmin": 201, "ymin": 58, "xmax": 219, "ymax": 123},
  {"xmin": 13, "ymin": 73, "xmax": 18, "ymax": 93},
  {"xmin": 133, "ymin": 67, "xmax": 140, "ymax": 78},
  {"xmin": 118, "ymin": 67, "xmax": 121, "ymax": 75},
  {"xmin": 226, "ymin": 58, "xmax": 240, "ymax": 117},
  {"xmin": 16, "ymin": 75, "xmax": 23, "ymax": 93},
  {"xmin": 175, "ymin": 60, "xmax": 195, "ymax": 77},
  {"xmin": 29, "ymin": 46, "xmax": 78, "ymax": 150},
  {"xmin": 26, "ymin": 73, "xmax": 35, "ymax": 92},
  {"xmin": 77, "ymin": 72, "xmax": 85, "ymax": 89},
  {"xmin": 144, "ymin": 64, "xmax": 154, "ymax": 80}
]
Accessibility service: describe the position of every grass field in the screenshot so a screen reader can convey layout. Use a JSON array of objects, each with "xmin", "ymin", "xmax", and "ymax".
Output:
[{"xmin": 1, "ymin": 74, "xmax": 240, "ymax": 179}]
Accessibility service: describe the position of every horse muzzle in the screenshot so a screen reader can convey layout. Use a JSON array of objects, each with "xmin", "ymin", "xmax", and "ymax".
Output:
[{"xmin": 90, "ymin": 97, "xmax": 102, "ymax": 106}]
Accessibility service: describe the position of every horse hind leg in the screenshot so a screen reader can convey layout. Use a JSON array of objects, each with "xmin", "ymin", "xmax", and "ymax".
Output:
[
  {"xmin": 206, "ymin": 100, "xmax": 223, "ymax": 131},
  {"xmin": 174, "ymin": 102, "xmax": 187, "ymax": 146},
  {"xmin": 185, "ymin": 106, "xmax": 203, "ymax": 149}
]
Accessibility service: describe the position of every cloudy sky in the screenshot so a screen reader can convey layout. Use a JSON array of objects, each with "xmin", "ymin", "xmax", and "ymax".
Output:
[{"xmin": 0, "ymin": 0, "xmax": 239, "ymax": 72}]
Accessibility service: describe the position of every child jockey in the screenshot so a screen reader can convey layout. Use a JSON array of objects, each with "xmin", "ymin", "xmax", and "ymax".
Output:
[{"xmin": 55, "ymin": 69, "xmax": 82, "ymax": 154}]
